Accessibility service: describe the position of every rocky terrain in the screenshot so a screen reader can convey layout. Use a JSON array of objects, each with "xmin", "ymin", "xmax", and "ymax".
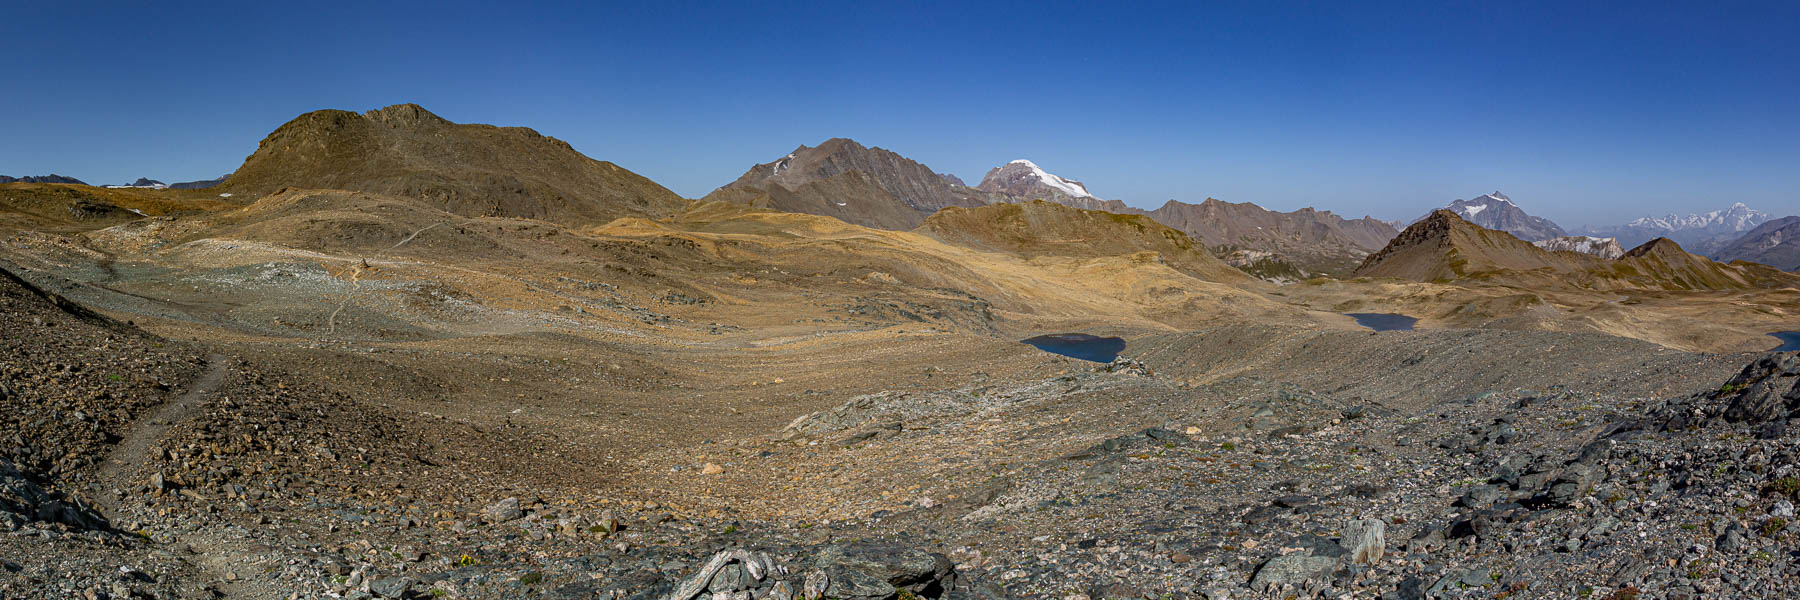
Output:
[{"xmin": 4, "ymin": 103, "xmax": 1800, "ymax": 600}]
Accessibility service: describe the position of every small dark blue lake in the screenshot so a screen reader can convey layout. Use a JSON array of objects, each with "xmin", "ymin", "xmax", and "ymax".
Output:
[
  {"xmin": 1772, "ymin": 331, "xmax": 1800, "ymax": 352},
  {"xmin": 1022, "ymin": 333, "xmax": 1126, "ymax": 363},
  {"xmin": 1347, "ymin": 313, "xmax": 1418, "ymax": 332}
]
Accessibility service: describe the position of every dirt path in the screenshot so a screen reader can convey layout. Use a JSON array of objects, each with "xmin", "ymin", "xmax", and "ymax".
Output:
[
  {"xmin": 95, "ymin": 353, "xmax": 230, "ymax": 489},
  {"xmin": 93, "ymin": 354, "xmax": 256, "ymax": 597}
]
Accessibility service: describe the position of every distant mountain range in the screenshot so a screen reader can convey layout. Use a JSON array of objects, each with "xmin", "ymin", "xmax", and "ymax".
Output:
[
  {"xmin": 12, "ymin": 122, "xmax": 1798, "ymax": 277},
  {"xmin": 169, "ymin": 174, "xmax": 229, "ymax": 190},
  {"xmin": 1581, "ymin": 202, "xmax": 1773, "ymax": 254},
  {"xmin": 5, "ymin": 173, "xmax": 228, "ymax": 191},
  {"xmin": 706, "ymin": 140, "xmax": 1398, "ymax": 276},
  {"xmin": 1428, "ymin": 197, "xmax": 1786, "ymax": 268},
  {"xmin": 1356, "ymin": 210, "xmax": 1798, "ymax": 291},
  {"xmin": 969, "ymin": 161, "xmax": 1396, "ymax": 276},
  {"xmin": 0, "ymin": 174, "xmax": 87, "ymax": 185}
]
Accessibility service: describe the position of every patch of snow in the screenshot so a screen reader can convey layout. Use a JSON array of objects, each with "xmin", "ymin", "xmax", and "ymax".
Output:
[
  {"xmin": 125, "ymin": 208, "xmax": 146, "ymax": 216},
  {"xmin": 1460, "ymin": 204, "xmax": 1488, "ymax": 218}
]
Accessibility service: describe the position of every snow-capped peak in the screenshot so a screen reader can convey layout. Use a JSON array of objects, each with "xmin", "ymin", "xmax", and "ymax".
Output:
[
  {"xmin": 1006, "ymin": 159, "xmax": 1093, "ymax": 198},
  {"xmin": 1621, "ymin": 203, "xmax": 1770, "ymax": 233},
  {"xmin": 1453, "ymin": 192, "xmax": 1515, "ymax": 218}
]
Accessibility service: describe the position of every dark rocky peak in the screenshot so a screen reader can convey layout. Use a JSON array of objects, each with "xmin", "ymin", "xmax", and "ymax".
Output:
[{"xmin": 362, "ymin": 103, "xmax": 452, "ymax": 128}]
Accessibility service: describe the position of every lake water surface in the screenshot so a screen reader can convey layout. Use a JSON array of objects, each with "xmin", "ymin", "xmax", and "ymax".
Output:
[
  {"xmin": 1347, "ymin": 313, "xmax": 1418, "ymax": 332},
  {"xmin": 1021, "ymin": 333, "xmax": 1127, "ymax": 363},
  {"xmin": 1772, "ymin": 331, "xmax": 1800, "ymax": 352}
]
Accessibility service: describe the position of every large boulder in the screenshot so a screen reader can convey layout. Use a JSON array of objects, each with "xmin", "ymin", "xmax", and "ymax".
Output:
[
  {"xmin": 1249, "ymin": 553, "xmax": 1337, "ymax": 595},
  {"xmin": 812, "ymin": 542, "xmax": 957, "ymax": 597},
  {"xmin": 0, "ymin": 460, "xmax": 109, "ymax": 532},
  {"xmin": 666, "ymin": 544, "xmax": 957, "ymax": 600},
  {"xmin": 1341, "ymin": 519, "xmax": 1386, "ymax": 565},
  {"xmin": 1721, "ymin": 355, "xmax": 1800, "ymax": 424}
]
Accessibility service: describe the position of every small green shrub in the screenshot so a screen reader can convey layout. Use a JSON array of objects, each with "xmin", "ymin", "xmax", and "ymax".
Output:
[{"xmin": 1767, "ymin": 476, "xmax": 1800, "ymax": 498}]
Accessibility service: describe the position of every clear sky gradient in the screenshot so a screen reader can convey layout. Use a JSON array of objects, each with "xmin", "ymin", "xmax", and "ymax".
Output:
[{"xmin": 3, "ymin": 1, "xmax": 1797, "ymax": 226}]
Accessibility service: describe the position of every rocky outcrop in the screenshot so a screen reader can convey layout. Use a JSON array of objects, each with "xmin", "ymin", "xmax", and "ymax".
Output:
[
  {"xmin": 1533, "ymin": 235, "xmax": 1625, "ymax": 259},
  {"xmin": 0, "ymin": 460, "xmax": 110, "ymax": 532},
  {"xmin": 1633, "ymin": 354, "xmax": 1800, "ymax": 431},
  {"xmin": 666, "ymin": 544, "xmax": 957, "ymax": 600}
]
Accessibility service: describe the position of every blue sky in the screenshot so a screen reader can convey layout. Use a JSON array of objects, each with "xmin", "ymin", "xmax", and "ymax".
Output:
[{"xmin": 2, "ymin": 1, "xmax": 1797, "ymax": 226}]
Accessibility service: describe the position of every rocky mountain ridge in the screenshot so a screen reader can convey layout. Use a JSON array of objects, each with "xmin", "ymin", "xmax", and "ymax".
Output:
[
  {"xmin": 1148, "ymin": 198, "xmax": 1398, "ymax": 276},
  {"xmin": 1436, "ymin": 192, "xmax": 1568, "ymax": 241},
  {"xmin": 0, "ymin": 174, "xmax": 87, "ymax": 185},
  {"xmin": 1532, "ymin": 235, "xmax": 1626, "ymax": 259},
  {"xmin": 705, "ymin": 138, "xmax": 988, "ymax": 229},
  {"xmin": 976, "ymin": 159, "xmax": 1094, "ymax": 198},
  {"xmin": 1713, "ymin": 216, "xmax": 1800, "ymax": 271}
]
